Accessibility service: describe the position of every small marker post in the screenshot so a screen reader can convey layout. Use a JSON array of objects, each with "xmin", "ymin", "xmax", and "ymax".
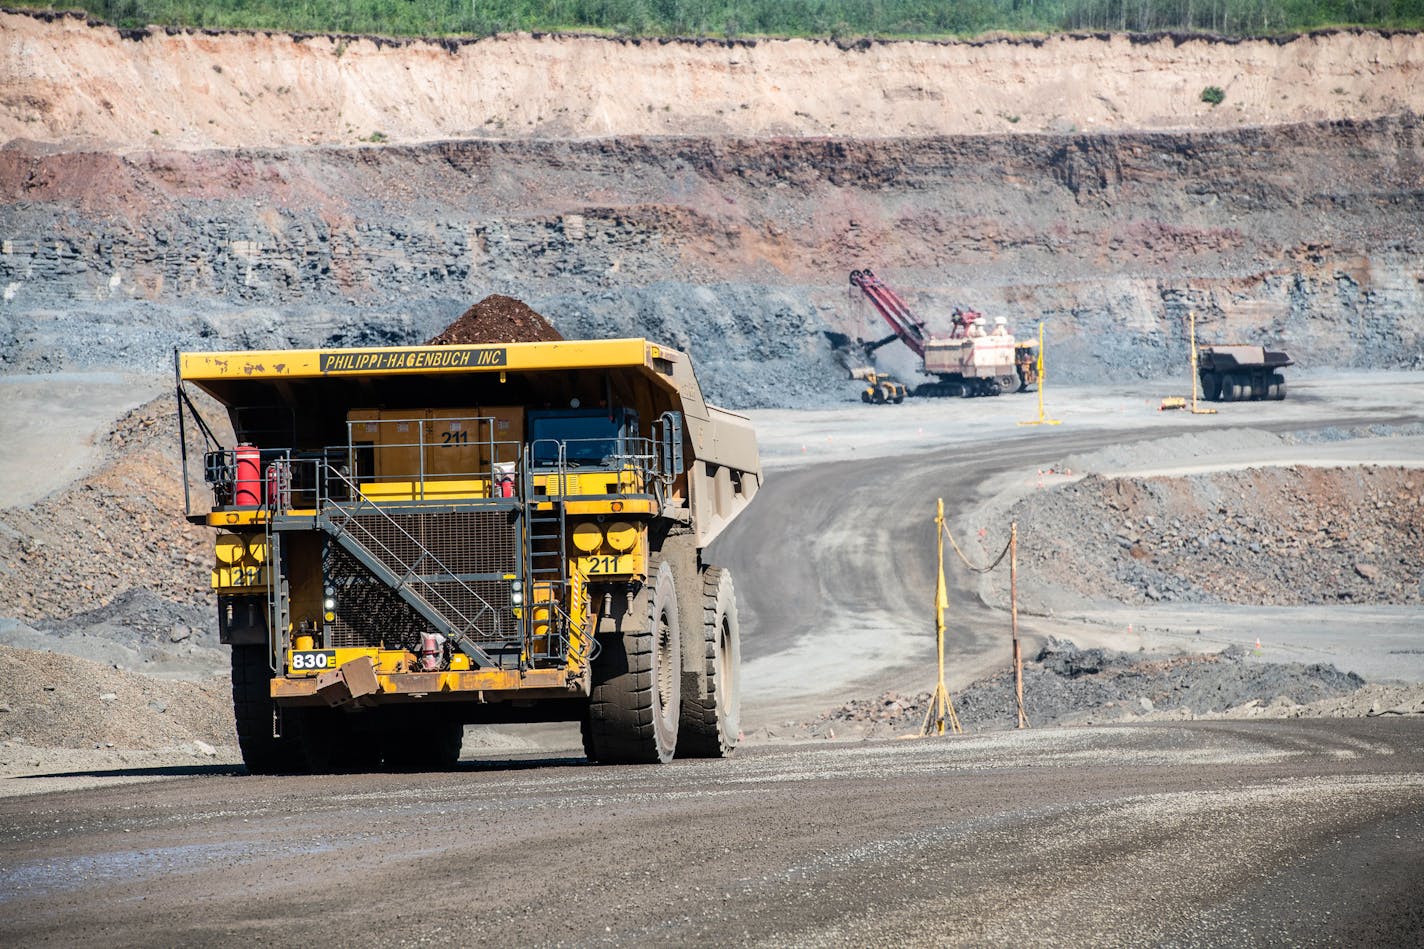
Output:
[
  {"xmin": 1011, "ymin": 522, "xmax": 1028, "ymax": 729},
  {"xmin": 1019, "ymin": 321, "xmax": 1062, "ymax": 427},
  {"xmin": 922, "ymin": 498, "xmax": 963, "ymax": 737}
]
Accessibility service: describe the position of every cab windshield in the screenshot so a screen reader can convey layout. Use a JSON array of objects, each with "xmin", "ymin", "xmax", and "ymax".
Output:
[{"xmin": 528, "ymin": 410, "xmax": 628, "ymax": 466}]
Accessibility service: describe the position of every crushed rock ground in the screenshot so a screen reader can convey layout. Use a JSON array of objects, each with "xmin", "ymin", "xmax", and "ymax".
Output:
[
  {"xmin": 0, "ymin": 642, "xmax": 234, "ymax": 776},
  {"xmin": 767, "ymin": 638, "xmax": 1423, "ymax": 743},
  {"xmin": 1010, "ymin": 465, "xmax": 1423, "ymax": 608}
]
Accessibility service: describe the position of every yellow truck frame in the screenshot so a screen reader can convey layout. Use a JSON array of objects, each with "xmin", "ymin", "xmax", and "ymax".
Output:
[{"xmin": 176, "ymin": 338, "xmax": 760, "ymax": 772}]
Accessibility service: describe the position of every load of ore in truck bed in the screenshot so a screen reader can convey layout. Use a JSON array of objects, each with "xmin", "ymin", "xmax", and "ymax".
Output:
[{"xmin": 425, "ymin": 294, "xmax": 564, "ymax": 345}]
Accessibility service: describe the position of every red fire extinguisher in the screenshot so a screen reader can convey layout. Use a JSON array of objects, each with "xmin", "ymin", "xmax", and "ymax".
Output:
[
  {"xmin": 234, "ymin": 444, "xmax": 262, "ymax": 507},
  {"xmin": 495, "ymin": 462, "xmax": 516, "ymax": 499}
]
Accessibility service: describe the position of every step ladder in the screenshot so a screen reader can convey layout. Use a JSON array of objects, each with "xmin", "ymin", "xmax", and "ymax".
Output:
[{"xmin": 313, "ymin": 465, "xmax": 502, "ymax": 668}]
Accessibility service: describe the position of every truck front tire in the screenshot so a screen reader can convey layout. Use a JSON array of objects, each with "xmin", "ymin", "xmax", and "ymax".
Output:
[
  {"xmin": 677, "ymin": 567, "xmax": 742, "ymax": 758},
  {"xmin": 585, "ymin": 559, "xmax": 682, "ymax": 764}
]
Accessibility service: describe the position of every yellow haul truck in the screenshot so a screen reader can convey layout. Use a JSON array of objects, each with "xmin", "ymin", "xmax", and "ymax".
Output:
[{"xmin": 175, "ymin": 338, "xmax": 760, "ymax": 773}]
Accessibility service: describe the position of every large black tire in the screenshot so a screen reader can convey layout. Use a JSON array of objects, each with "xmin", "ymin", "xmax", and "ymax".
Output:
[
  {"xmin": 1201, "ymin": 371, "xmax": 1221, "ymax": 401},
  {"xmin": 677, "ymin": 567, "xmax": 742, "ymax": 758},
  {"xmin": 230, "ymin": 644, "xmax": 306, "ymax": 775},
  {"xmin": 586, "ymin": 558, "xmax": 682, "ymax": 764}
]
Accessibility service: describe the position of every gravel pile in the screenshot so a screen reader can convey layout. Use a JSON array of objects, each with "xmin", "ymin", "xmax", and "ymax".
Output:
[
  {"xmin": 0, "ymin": 589, "xmax": 227, "ymax": 679},
  {"xmin": 776, "ymin": 638, "xmax": 1372, "ymax": 741},
  {"xmin": 1010, "ymin": 465, "xmax": 1424, "ymax": 607},
  {"xmin": 0, "ymin": 643, "xmax": 233, "ymax": 755},
  {"xmin": 0, "ymin": 398, "xmax": 212, "ymax": 624},
  {"xmin": 425, "ymin": 294, "xmax": 564, "ymax": 345}
]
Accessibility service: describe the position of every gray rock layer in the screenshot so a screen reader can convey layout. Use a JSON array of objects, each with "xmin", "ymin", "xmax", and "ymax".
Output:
[{"xmin": 3, "ymin": 114, "xmax": 1421, "ymax": 407}]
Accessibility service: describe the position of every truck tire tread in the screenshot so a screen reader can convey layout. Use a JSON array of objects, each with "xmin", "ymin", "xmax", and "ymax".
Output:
[
  {"xmin": 676, "ymin": 567, "xmax": 741, "ymax": 758},
  {"xmin": 230, "ymin": 644, "xmax": 306, "ymax": 775},
  {"xmin": 584, "ymin": 556, "xmax": 681, "ymax": 764}
]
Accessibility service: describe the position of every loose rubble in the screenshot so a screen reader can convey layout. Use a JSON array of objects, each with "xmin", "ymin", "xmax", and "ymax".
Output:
[
  {"xmin": 1010, "ymin": 465, "xmax": 1424, "ymax": 607},
  {"xmin": 0, "ymin": 643, "xmax": 234, "ymax": 774},
  {"xmin": 0, "ymin": 398, "xmax": 213, "ymax": 624},
  {"xmin": 770, "ymin": 638, "xmax": 1402, "ymax": 743},
  {"xmin": 426, "ymin": 294, "xmax": 564, "ymax": 345}
]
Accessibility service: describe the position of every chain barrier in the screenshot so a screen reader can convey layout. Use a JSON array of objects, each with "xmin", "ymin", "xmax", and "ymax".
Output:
[
  {"xmin": 941, "ymin": 521, "xmax": 1012, "ymax": 574},
  {"xmin": 925, "ymin": 500, "xmax": 1030, "ymax": 735}
]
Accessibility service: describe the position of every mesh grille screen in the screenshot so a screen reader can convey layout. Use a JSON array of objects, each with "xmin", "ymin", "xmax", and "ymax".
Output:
[
  {"xmin": 327, "ymin": 510, "xmax": 520, "ymax": 649},
  {"xmin": 352, "ymin": 511, "xmax": 516, "ymax": 578},
  {"xmin": 324, "ymin": 544, "xmax": 429, "ymax": 651}
]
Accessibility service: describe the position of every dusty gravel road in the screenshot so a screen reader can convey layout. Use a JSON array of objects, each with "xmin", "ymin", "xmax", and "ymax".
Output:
[
  {"xmin": 2, "ymin": 719, "xmax": 1421, "ymax": 947},
  {"xmin": 2, "ymin": 372, "xmax": 1422, "ymax": 946},
  {"xmin": 717, "ymin": 371, "xmax": 1424, "ymax": 726}
]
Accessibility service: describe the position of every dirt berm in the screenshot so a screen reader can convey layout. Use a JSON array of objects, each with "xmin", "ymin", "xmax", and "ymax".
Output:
[{"xmin": 787, "ymin": 639, "xmax": 1423, "ymax": 743}]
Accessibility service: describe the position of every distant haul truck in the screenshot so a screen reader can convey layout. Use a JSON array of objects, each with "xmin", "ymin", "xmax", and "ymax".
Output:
[
  {"xmin": 176, "ymin": 338, "xmax": 759, "ymax": 773},
  {"xmin": 1197, "ymin": 344, "xmax": 1293, "ymax": 401}
]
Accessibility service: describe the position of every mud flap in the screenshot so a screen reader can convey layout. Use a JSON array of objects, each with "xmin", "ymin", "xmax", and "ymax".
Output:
[{"xmin": 315, "ymin": 656, "xmax": 380, "ymax": 708}]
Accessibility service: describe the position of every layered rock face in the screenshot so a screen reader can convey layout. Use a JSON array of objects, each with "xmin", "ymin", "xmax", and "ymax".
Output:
[
  {"xmin": 1, "ymin": 13, "xmax": 1421, "ymax": 406},
  {"xmin": 4, "ymin": 117, "xmax": 1421, "ymax": 405}
]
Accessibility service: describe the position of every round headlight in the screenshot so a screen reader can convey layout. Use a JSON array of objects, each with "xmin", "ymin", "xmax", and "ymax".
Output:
[
  {"xmin": 571, "ymin": 522, "xmax": 603, "ymax": 553},
  {"xmin": 214, "ymin": 534, "xmax": 245, "ymax": 565},
  {"xmin": 604, "ymin": 521, "xmax": 637, "ymax": 552},
  {"xmin": 323, "ymin": 597, "xmax": 336, "ymax": 610}
]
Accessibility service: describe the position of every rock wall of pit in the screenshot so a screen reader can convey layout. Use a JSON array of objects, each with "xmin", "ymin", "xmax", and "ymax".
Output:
[
  {"xmin": 4, "ymin": 115, "xmax": 1422, "ymax": 405},
  {"xmin": 5, "ymin": 13, "xmax": 1423, "ymax": 148}
]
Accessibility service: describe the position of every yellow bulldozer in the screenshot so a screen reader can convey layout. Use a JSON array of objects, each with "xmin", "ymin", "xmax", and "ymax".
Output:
[{"xmin": 856, "ymin": 370, "xmax": 907, "ymax": 404}]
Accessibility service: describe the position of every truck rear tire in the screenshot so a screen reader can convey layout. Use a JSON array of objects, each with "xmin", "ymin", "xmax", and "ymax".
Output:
[
  {"xmin": 677, "ymin": 567, "xmax": 742, "ymax": 758},
  {"xmin": 230, "ymin": 644, "xmax": 305, "ymax": 775},
  {"xmin": 586, "ymin": 559, "xmax": 682, "ymax": 764}
]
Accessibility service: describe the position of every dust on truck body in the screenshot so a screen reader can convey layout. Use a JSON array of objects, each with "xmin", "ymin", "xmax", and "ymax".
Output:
[{"xmin": 176, "ymin": 338, "xmax": 759, "ymax": 773}]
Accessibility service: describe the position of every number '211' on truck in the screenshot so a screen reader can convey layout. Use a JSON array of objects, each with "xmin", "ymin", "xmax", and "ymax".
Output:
[{"xmin": 175, "ymin": 337, "xmax": 760, "ymax": 773}]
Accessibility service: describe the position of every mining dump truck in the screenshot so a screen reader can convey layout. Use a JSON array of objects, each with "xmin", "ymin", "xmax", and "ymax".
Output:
[
  {"xmin": 1197, "ymin": 344, "xmax": 1293, "ymax": 401},
  {"xmin": 175, "ymin": 338, "xmax": 759, "ymax": 773}
]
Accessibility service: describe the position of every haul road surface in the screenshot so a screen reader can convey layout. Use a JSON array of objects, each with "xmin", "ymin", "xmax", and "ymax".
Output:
[
  {"xmin": 2, "ymin": 372, "xmax": 1422, "ymax": 946},
  {"xmin": 1, "ymin": 722, "xmax": 1422, "ymax": 946}
]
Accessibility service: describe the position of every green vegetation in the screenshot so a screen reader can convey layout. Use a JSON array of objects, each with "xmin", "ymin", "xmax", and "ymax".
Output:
[
  {"xmin": 15, "ymin": 1, "xmax": 1424, "ymax": 38},
  {"xmin": 1201, "ymin": 85, "xmax": 1226, "ymax": 104}
]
